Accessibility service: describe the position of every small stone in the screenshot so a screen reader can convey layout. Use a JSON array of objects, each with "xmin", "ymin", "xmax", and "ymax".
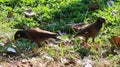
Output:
[
  {"xmin": 107, "ymin": 1, "xmax": 114, "ymax": 7},
  {"xmin": 7, "ymin": 47, "xmax": 16, "ymax": 53},
  {"xmin": 22, "ymin": 59, "xmax": 28, "ymax": 64}
]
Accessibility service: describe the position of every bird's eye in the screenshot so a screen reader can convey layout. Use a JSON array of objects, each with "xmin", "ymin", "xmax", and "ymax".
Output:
[
  {"xmin": 99, "ymin": 18, "xmax": 103, "ymax": 21},
  {"xmin": 17, "ymin": 34, "xmax": 20, "ymax": 37}
]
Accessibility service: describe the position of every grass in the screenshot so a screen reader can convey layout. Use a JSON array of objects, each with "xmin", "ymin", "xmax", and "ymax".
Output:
[{"xmin": 0, "ymin": 0, "xmax": 120, "ymax": 66}]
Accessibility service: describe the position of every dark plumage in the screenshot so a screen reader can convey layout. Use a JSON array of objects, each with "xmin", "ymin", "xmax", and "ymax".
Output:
[
  {"xmin": 74, "ymin": 17, "xmax": 107, "ymax": 49},
  {"xmin": 14, "ymin": 28, "xmax": 59, "ymax": 47}
]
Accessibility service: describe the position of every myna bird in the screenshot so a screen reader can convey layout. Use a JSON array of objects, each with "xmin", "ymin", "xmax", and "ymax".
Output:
[
  {"xmin": 14, "ymin": 28, "xmax": 60, "ymax": 47},
  {"xmin": 74, "ymin": 17, "xmax": 107, "ymax": 49}
]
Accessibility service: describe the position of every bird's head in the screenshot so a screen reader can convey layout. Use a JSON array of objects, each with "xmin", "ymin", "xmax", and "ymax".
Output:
[
  {"xmin": 98, "ymin": 17, "xmax": 106, "ymax": 22},
  {"xmin": 97, "ymin": 16, "xmax": 108, "ymax": 24},
  {"xmin": 14, "ymin": 30, "xmax": 26, "ymax": 41}
]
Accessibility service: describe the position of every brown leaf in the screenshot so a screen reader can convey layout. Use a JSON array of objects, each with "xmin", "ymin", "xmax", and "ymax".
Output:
[
  {"xmin": 7, "ymin": 12, "xmax": 13, "ymax": 18},
  {"xmin": 64, "ymin": 59, "xmax": 76, "ymax": 66},
  {"xmin": 110, "ymin": 36, "xmax": 120, "ymax": 47},
  {"xmin": 88, "ymin": 2, "xmax": 99, "ymax": 11},
  {"xmin": 0, "ymin": 36, "xmax": 10, "ymax": 46},
  {"xmin": 24, "ymin": 9, "xmax": 36, "ymax": 18}
]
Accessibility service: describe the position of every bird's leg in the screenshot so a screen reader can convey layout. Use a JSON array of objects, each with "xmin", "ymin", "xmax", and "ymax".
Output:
[
  {"xmin": 84, "ymin": 38, "xmax": 91, "ymax": 49},
  {"xmin": 45, "ymin": 40, "xmax": 49, "ymax": 46},
  {"xmin": 92, "ymin": 38, "xmax": 98, "ymax": 50},
  {"xmin": 45, "ymin": 40, "xmax": 49, "ymax": 50},
  {"xmin": 32, "ymin": 48, "xmax": 39, "ymax": 53},
  {"xmin": 37, "ymin": 42, "xmax": 42, "ymax": 47},
  {"xmin": 31, "ymin": 42, "xmax": 40, "ymax": 53}
]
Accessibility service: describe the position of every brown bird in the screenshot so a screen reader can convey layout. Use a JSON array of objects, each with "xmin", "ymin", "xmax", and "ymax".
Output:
[
  {"xmin": 14, "ymin": 28, "xmax": 60, "ymax": 47},
  {"xmin": 74, "ymin": 17, "xmax": 107, "ymax": 49}
]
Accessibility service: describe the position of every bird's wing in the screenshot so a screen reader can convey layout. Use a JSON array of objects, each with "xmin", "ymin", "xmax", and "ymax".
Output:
[
  {"xmin": 82, "ymin": 23, "xmax": 96, "ymax": 30},
  {"xmin": 74, "ymin": 23, "xmax": 96, "ymax": 37},
  {"xmin": 30, "ymin": 28, "xmax": 56, "ymax": 34},
  {"xmin": 27, "ymin": 28, "xmax": 57, "ymax": 39}
]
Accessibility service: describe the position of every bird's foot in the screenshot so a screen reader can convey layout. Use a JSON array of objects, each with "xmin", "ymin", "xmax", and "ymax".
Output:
[
  {"xmin": 86, "ymin": 44, "xmax": 91, "ymax": 49},
  {"xmin": 93, "ymin": 43, "xmax": 98, "ymax": 50},
  {"xmin": 45, "ymin": 46, "xmax": 49, "ymax": 51},
  {"xmin": 44, "ymin": 43, "xmax": 49, "ymax": 51},
  {"xmin": 84, "ymin": 42, "xmax": 91, "ymax": 49}
]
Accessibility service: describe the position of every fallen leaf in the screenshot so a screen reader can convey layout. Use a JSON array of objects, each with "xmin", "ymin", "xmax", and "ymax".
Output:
[
  {"xmin": 88, "ymin": 2, "xmax": 99, "ymax": 11},
  {"xmin": 110, "ymin": 36, "xmax": 120, "ymax": 47},
  {"xmin": 24, "ymin": 9, "xmax": 36, "ymax": 18},
  {"xmin": 7, "ymin": 12, "xmax": 13, "ymax": 18}
]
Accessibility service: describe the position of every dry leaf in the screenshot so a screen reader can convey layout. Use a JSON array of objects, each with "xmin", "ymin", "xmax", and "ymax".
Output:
[
  {"xmin": 88, "ymin": 2, "xmax": 99, "ymax": 11},
  {"xmin": 110, "ymin": 36, "xmax": 120, "ymax": 47},
  {"xmin": 7, "ymin": 12, "xmax": 13, "ymax": 18},
  {"xmin": 24, "ymin": 9, "xmax": 36, "ymax": 18},
  {"xmin": 0, "ymin": 36, "xmax": 10, "ymax": 46},
  {"xmin": 21, "ymin": 59, "xmax": 28, "ymax": 64}
]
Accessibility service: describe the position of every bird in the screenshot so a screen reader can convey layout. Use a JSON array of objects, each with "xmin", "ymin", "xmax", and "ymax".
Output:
[
  {"xmin": 14, "ymin": 28, "xmax": 60, "ymax": 47},
  {"xmin": 74, "ymin": 17, "xmax": 107, "ymax": 49}
]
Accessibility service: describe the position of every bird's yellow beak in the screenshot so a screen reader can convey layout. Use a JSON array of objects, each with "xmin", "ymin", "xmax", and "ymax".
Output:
[{"xmin": 105, "ymin": 20, "xmax": 110, "ymax": 24}]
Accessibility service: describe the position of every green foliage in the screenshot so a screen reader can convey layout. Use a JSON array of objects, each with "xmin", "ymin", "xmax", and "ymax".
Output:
[
  {"xmin": 78, "ymin": 48, "xmax": 90, "ymax": 58},
  {"xmin": 13, "ymin": 39, "xmax": 37, "ymax": 51},
  {"xmin": 0, "ymin": 0, "xmax": 120, "ymax": 66},
  {"xmin": 0, "ymin": 0, "xmax": 120, "ymax": 32}
]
